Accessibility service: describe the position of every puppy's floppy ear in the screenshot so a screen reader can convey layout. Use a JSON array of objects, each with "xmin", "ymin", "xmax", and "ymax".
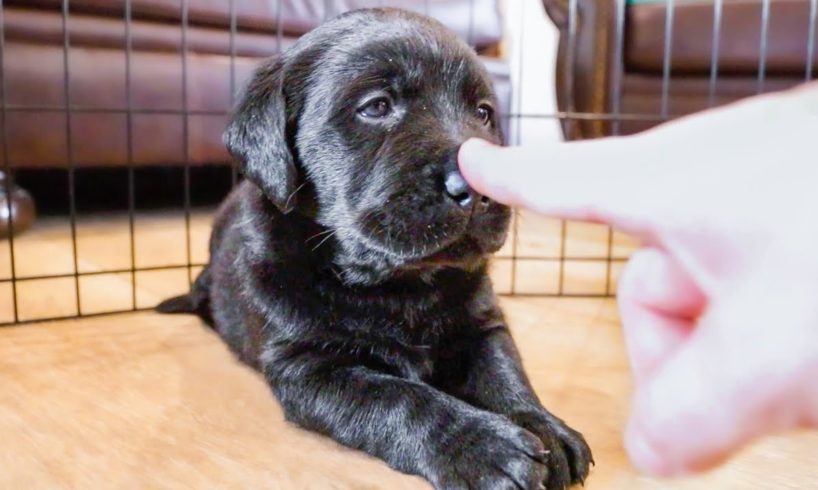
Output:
[{"xmin": 224, "ymin": 57, "xmax": 298, "ymax": 213}]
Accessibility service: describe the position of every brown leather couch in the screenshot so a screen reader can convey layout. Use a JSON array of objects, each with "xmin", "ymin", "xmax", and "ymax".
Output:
[
  {"xmin": 542, "ymin": 0, "xmax": 817, "ymax": 139},
  {"xmin": 0, "ymin": 0, "xmax": 511, "ymax": 235}
]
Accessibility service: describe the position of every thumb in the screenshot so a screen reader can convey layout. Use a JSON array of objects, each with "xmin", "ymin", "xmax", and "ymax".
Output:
[
  {"xmin": 458, "ymin": 138, "xmax": 666, "ymax": 237},
  {"xmin": 617, "ymin": 248, "xmax": 703, "ymax": 382},
  {"xmin": 624, "ymin": 298, "xmax": 804, "ymax": 477}
]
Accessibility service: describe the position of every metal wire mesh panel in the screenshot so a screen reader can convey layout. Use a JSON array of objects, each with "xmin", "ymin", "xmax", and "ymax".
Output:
[{"xmin": 0, "ymin": 0, "xmax": 816, "ymax": 325}]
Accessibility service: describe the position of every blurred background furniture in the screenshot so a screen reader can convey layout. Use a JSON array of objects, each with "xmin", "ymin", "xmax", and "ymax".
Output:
[
  {"xmin": 542, "ymin": 0, "xmax": 817, "ymax": 139},
  {"xmin": 0, "ymin": 171, "xmax": 35, "ymax": 238},
  {"xmin": 0, "ymin": 0, "xmax": 511, "ymax": 234}
]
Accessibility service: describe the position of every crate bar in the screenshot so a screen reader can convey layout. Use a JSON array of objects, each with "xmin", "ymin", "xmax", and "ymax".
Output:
[
  {"xmin": 757, "ymin": 0, "xmax": 771, "ymax": 93},
  {"xmin": 0, "ymin": 256, "xmax": 627, "ymax": 285},
  {"xmin": 708, "ymin": 0, "xmax": 723, "ymax": 106},
  {"xmin": 565, "ymin": 0, "xmax": 578, "ymax": 116},
  {"xmin": 0, "ymin": 307, "xmax": 177, "ymax": 328},
  {"xmin": 498, "ymin": 292, "xmax": 612, "ymax": 298},
  {"xmin": 0, "ymin": 263, "xmax": 209, "ymax": 284},
  {"xmin": 808, "ymin": 0, "xmax": 817, "ymax": 81},
  {"xmin": 0, "ymin": 0, "xmax": 19, "ymax": 322},
  {"xmin": 181, "ymin": 0, "xmax": 193, "ymax": 285},
  {"xmin": 324, "ymin": 0, "xmax": 333, "ymax": 21},
  {"xmin": 610, "ymin": 0, "xmax": 626, "ymax": 135},
  {"xmin": 0, "ymin": 263, "xmax": 210, "ymax": 284},
  {"xmin": 502, "ymin": 112, "xmax": 666, "ymax": 121},
  {"xmin": 0, "ymin": 254, "xmax": 625, "ymax": 280},
  {"xmin": 0, "ymin": 106, "xmax": 672, "ymax": 122},
  {"xmin": 607, "ymin": 0, "xmax": 629, "ymax": 296},
  {"xmin": 566, "ymin": 0, "xmax": 578, "ymax": 112},
  {"xmin": 277, "ymin": 0, "xmax": 283, "ymax": 53},
  {"xmin": 495, "ymin": 256, "xmax": 629, "ymax": 262},
  {"xmin": 125, "ymin": 0, "xmax": 138, "ymax": 310},
  {"xmin": 556, "ymin": 219, "xmax": 568, "ymax": 294},
  {"xmin": 557, "ymin": 0, "xmax": 580, "ymax": 295},
  {"xmin": 61, "ymin": 0, "xmax": 82, "ymax": 316},
  {"xmin": 605, "ymin": 0, "xmax": 628, "ymax": 296},
  {"xmin": 229, "ymin": 0, "xmax": 238, "ymax": 186},
  {"xmin": 508, "ymin": 0, "xmax": 529, "ymax": 295},
  {"xmin": 468, "ymin": 0, "xmax": 476, "ymax": 47},
  {"xmin": 660, "ymin": 0, "xmax": 675, "ymax": 118},
  {"xmin": 2, "ymin": 106, "xmax": 228, "ymax": 115}
]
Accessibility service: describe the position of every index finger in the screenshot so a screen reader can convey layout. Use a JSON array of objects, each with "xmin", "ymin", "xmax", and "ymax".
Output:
[{"xmin": 458, "ymin": 137, "xmax": 667, "ymax": 237}]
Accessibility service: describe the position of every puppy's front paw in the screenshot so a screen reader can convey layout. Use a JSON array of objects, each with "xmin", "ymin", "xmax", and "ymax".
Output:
[
  {"xmin": 430, "ymin": 414, "xmax": 549, "ymax": 490},
  {"xmin": 513, "ymin": 411, "xmax": 594, "ymax": 489}
]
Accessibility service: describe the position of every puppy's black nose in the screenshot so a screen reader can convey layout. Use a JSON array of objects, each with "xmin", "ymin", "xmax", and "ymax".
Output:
[{"xmin": 444, "ymin": 171, "xmax": 473, "ymax": 207}]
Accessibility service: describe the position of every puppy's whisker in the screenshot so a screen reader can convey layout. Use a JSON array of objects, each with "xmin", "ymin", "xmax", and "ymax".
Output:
[
  {"xmin": 330, "ymin": 267, "xmax": 345, "ymax": 282},
  {"xmin": 359, "ymin": 209, "xmax": 378, "ymax": 228},
  {"xmin": 305, "ymin": 228, "xmax": 335, "ymax": 245},
  {"xmin": 284, "ymin": 182, "xmax": 308, "ymax": 211},
  {"xmin": 311, "ymin": 230, "xmax": 338, "ymax": 252}
]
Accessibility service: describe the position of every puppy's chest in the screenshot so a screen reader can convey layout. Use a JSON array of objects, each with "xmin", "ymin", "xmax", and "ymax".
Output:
[
  {"xmin": 334, "ymin": 296, "xmax": 469, "ymax": 381},
  {"xmin": 343, "ymin": 291, "xmax": 465, "ymax": 338}
]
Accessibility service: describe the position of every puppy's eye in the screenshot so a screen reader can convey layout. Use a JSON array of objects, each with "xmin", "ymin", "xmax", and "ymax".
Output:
[
  {"xmin": 477, "ymin": 104, "xmax": 494, "ymax": 126},
  {"xmin": 359, "ymin": 97, "xmax": 393, "ymax": 118}
]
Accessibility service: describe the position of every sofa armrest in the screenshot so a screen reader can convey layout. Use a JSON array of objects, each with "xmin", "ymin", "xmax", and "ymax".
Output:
[
  {"xmin": 541, "ymin": 0, "xmax": 621, "ymax": 139},
  {"xmin": 541, "ymin": 0, "xmax": 569, "ymax": 29}
]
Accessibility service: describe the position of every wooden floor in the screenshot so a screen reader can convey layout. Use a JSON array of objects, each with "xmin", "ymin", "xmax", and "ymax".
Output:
[
  {"xmin": 1, "ymin": 212, "xmax": 816, "ymax": 489},
  {"xmin": 1, "ymin": 209, "xmax": 640, "ymax": 323},
  {"xmin": 1, "ymin": 299, "xmax": 816, "ymax": 489}
]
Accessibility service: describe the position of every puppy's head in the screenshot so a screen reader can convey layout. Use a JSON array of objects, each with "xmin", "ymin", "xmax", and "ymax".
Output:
[{"xmin": 226, "ymin": 8, "xmax": 511, "ymax": 284}]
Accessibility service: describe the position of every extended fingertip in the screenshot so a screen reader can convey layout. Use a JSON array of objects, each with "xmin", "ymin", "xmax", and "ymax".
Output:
[
  {"xmin": 457, "ymin": 138, "xmax": 520, "ymax": 206},
  {"xmin": 459, "ymin": 137, "xmax": 494, "ymax": 155},
  {"xmin": 458, "ymin": 138, "xmax": 496, "ymax": 173},
  {"xmin": 462, "ymin": 136, "xmax": 495, "ymax": 151}
]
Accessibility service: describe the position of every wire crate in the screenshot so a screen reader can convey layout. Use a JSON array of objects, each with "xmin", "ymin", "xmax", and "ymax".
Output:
[{"xmin": 1, "ymin": 0, "xmax": 815, "ymax": 325}]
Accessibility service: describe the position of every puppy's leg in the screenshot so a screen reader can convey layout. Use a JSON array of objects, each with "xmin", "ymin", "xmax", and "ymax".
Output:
[
  {"xmin": 265, "ymin": 355, "xmax": 551, "ymax": 490},
  {"xmin": 444, "ymin": 327, "xmax": 593, "ymax": 489}
]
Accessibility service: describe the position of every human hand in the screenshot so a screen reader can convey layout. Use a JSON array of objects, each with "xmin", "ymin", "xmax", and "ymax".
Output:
[{"xmin": 459, "ymin": 82, "xmax": 818, "ymax": 476}]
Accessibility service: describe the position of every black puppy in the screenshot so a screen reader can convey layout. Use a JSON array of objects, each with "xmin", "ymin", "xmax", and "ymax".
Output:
[{"xmin": 159, "ymin": 8, "xmax": 592, "ymax": 489}]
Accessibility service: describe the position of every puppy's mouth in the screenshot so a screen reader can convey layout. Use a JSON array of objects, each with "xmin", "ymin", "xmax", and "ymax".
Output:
[
  {"xmin": 408, "ymin": 238, "xmax": 485, "ymax": 269},
  {"xmin": 354, "ymin": 209, "xmax": 510, "ymax": 270},
  {"xmin": 354, "ymin": 221, "xmax": 468, "ymax": 263}
]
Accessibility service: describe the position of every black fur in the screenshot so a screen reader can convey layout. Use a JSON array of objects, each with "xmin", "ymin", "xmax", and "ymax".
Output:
[{"xmin": 159, "ymin": 9, "xmax": 592, "ymax": 489}]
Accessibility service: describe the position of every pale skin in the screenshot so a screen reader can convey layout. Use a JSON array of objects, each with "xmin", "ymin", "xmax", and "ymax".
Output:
[{"xmin": 458, "ymin": 81, "xmax": 818, "ymax": 477}]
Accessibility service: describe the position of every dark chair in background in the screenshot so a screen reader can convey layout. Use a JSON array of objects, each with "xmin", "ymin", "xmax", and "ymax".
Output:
[
  {"xmin": 542, "ymin": 0, "xmax": 817, "ymax": 140},
  {"xmin": 0, "ymin": 0, "xmax": 511, "ymax": 236}
]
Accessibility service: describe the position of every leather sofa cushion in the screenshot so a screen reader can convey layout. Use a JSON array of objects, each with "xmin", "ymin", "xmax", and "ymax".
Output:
[
  {"xmin": 616, "ymin": 71, "xmax": 803, "ymax": 134},
  {"xmin": 626, "ymin": 0, "xmax": 817, "ymax": 76},
  {"xmin": 5, "ymin": 7, "xmax": 298, "ymax": 58},
  {"xmin": 0, "ymin": 41, "xmax": 511, "ymax": 168},
  {"xmin": 13, "ymin": 0, "xmax": 504, "ymax": 50}
]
